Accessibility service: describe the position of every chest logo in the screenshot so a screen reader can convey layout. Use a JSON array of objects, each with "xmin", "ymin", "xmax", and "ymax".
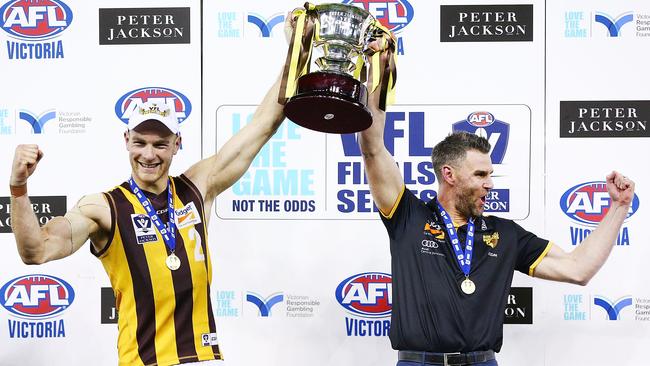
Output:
[
  {"xmin": 483, "ymin": 232, "xmax": 500, "ymax": 248},
  {"xmin": 175, "ymin": 201, "xmax": 202, "ymax": 229},
  {"xmin": 131, "ymin": 214, "xmax": 159, "ymax": 244}
]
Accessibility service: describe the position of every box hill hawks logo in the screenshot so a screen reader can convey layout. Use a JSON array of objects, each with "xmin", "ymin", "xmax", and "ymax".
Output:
[
  {"xmin": 115, "ymin": 87, "xmax": 192, "ymax": 126},
  {"xmin": 1, "ymin": 0, "xmax": 73, "ymax": 59}
]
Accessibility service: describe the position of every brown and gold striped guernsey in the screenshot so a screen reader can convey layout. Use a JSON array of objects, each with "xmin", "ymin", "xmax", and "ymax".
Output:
[{"xmin": 92, "ymin": 175, "xmax": 222, "ymax": 366}]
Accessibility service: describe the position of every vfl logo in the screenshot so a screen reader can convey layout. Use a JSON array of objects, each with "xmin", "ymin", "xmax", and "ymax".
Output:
[
  {"xmin": 453, "ymin": 112, "xmax": 510, "ymax": 164},
  {"xmin": 0, "ymin": 0, "xmax": 73, "ymax": 40},
  {"xmin": 594, "ymin": 11, "xmax": 633, "ymax": 37},
  {"xmin": 18, "ymin": 109, "xmax": 55, "ymax": 133},
  {"xmin": 247, "ymin": 13, "xmax": 284, "ymax": 37},
  {"xmin": 246, "ymin": 292, "xmax": 283, "ymax": 317},
  {"xmin": 342, "ymin": 0, "xmax": 414, "ymax": 33},
  {"xmin": 335, "ymin": 272, "xmax": 392, "ymax": 317},
  {"xmin": 131, "ymin": 214, "xmax": 158, "ymax": 244},
  {"xmin": 593, "ymin": 296, "xmax": 632, "ymax": 320},
  {"xmin": 560, "ymin": 181, "xmax": 640, "ymax": 225},
  {"xmin": 115, "ymin": 87, "xmax": 192, "ymax": 126},
  {"xmin": 1, "ymin": 274, "xmax": 75, "ymax": 318}
]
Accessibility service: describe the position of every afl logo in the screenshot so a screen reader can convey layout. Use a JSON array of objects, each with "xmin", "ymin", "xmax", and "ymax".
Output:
[
  {"xmin": 0, "ymin": 0, "xmax": 73, "ymax": 40},
  {"xmin": 342, "ymin": 0, "xmax": 414, "ymax": 33},
  {"xmin": 466, "ymin": 112, "xmax": 495, "ymax": 127},
  {"xmin": 335, "ymin": 272, "xmax": 392, "ymax": 317},
  {"xmin": 1, "ymin": 274, "xmax": 75, "ymax": 319},
  {"xmin": 560, "ymin": 181, "xmax": 640, "ymax": 225},
  {"xmin": 115, "ymin": 87, "xmax": 192, "ymax": 125}
]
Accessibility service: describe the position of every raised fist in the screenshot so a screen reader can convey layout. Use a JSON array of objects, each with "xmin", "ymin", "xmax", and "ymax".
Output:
[{"xmin": 11, "ymin": 144, "xmax": 43, "ymax": 186}]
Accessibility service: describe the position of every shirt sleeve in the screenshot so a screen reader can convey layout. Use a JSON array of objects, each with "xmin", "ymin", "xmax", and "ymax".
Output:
[
  {"xmin": 379, "ymin": 186, "xmax": 417, "ymax": 240},
  {"xmin": 512, "ymin": 221, "xmax": 552, "ymax": 276}
]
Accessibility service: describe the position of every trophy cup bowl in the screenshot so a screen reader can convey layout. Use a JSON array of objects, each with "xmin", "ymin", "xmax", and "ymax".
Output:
[{"xmin": 284, "ymin": 3, "xmax": 376, "ymax": 134}]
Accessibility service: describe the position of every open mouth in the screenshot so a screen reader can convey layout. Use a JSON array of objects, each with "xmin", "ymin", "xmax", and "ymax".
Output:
[{"xmin": 138, "ymin": 162, "xmax": 161, "ymax": 169}]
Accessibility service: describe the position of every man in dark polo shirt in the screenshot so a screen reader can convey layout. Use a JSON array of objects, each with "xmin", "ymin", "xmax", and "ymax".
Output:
[{"xmin": 358, "ymin": 92, "xmax": 635, "ymax": 364}]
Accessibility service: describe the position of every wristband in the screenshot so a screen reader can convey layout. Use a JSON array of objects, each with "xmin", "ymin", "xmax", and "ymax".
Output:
[{"xmin": 10, "ymin": 184, "xmax": 27, "ymax": 198}]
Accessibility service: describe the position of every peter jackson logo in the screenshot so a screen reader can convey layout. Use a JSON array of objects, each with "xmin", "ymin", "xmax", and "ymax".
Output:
[
  {"xmin": 560, "ymin": 101, "xmax": 650, "ymax": 138},
  {"xmin": 440, "ymin": 5, "xmax": 533, "ymax": 42},
  {"xmin": 99, "ymin": 7, "xmax": 190, "ymax": 45}
]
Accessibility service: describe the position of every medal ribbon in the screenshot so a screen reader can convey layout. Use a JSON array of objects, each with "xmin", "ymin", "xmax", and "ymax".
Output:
[
  {"xmin": 436, "ymin": 201, "xmax": 475, "ymax": 277},
  {"xmin": 129, "ymin": 177, "xmax": 176, "ymax": 253}
]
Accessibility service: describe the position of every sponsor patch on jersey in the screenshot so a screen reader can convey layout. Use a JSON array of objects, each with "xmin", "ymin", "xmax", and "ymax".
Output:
[
  {"xmin": 201, "ymin": 332, "xmax": 218, "ymax": 346},
  {"xmin": 423, "ymin": 219, "xmax": 445, "ymax": 240},
  {"xmin": 175, "ymin": 201, "xmax": 201, "ymax": 229},
  {"xmin": 131, "ymin": 214, "xmax": 158, "ymax": 244}
]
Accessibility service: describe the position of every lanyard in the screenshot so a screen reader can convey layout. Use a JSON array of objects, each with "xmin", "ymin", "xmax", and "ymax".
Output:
[
  {"xmin": 436, "ymin": 201, "xmax": 475, "ymax": 277},
  {"xmin": 128, "ymin": 177, "xmax": 176, "ymax": 253}
]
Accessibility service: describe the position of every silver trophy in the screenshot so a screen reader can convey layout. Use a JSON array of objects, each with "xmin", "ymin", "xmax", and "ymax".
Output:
[{"xmin": 282, "ymin": 3, "xmax": 394, "ymax": 134}]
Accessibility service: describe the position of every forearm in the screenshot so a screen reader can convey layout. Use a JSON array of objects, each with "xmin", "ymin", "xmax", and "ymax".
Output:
[{"xmin": 569, "ymin": 202, "xmax": 630, "ymax": 281}]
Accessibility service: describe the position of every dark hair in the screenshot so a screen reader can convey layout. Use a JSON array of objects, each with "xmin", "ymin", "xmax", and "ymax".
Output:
[{"xmin": 431, "ymin": 132, "xmax": 491, "ymax": 179}]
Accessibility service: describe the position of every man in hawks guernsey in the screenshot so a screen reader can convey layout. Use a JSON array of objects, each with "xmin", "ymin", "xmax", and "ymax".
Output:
[{"xmin": 9, "ymin": 82, "xmax": 287, "ymax": 364}]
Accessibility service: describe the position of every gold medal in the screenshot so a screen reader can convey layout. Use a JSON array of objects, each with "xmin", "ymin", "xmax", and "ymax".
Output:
[
  {"xmin": 166, "ymin": 253, "xmax": 181, "ymax": 271},
  {"xmin": 461, "ymin": 278, "xmax": 476, "ymax": 295}
]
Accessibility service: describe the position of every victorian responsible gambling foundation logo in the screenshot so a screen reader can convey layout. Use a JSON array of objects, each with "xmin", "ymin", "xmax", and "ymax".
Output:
[
  {"xmin": 1, "ymin": 274, "xmax": 75, "ymax": 338},
  {"xmin": 114, "ymin": 87, "xmax": 192, "ymax": 126},
  {"xmin": 335, "ymin": 272, "xmax": 392, "ymax": 337},
  {"xmin": 242, "ymin": 291, "xmax": 320, "ymax": 318},
  {"xmin": 563, "ymin": 294, "xmax": 646, "ymax": 321},
  {"xmin": 246, "ymin": 292, "xmax": 284, "ymax": 317},
  {"xmin": 563, "ymin": 10, "xmax": 650, "ymax": 39},
  {"xmin": 560, "ymin": 181, "xmax": 640, "ymax": 246},
  {"xmin": 216, "ymin": 10, "xmax": 285, "ymax": 39},
  {"xmin": 0, "ymin": 0, "xmax": 73, "ymax": 59},
  {"xmin": 343, "ymin": 0, "xmax": 414, "ymax": 55},
  {"xmin": 18, "ymin": 109, "xmax": 56, "ymax": 134}
]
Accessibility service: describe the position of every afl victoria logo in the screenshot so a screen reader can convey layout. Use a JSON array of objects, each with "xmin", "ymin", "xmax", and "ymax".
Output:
[
  {"xmin": 0, "ymin": 0, "xmax": 73, "ymax": 40},
  {"xmin": 1, "ymin": 274, "xmax": 75, "ymax": 319},
  {"xmin": 335, "ymin": 272, "xmax": 392, "ymax": 317},
  {"xmin": 560, "ymin": 181, "xmax": 639, "ymax": 225}
]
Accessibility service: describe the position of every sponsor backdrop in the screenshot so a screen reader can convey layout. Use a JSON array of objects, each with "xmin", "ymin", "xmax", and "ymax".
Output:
[{"xmin": 0, "ymin": 0, "xmax": 648, "ymax": 365}]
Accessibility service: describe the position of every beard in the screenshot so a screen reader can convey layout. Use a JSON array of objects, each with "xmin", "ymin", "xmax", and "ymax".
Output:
[{"xmin": 454, "ymin": 184, "xmax": 483, "ymax": 219}]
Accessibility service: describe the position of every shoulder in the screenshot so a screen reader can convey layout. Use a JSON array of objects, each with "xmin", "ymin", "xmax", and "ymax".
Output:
[{"xmin": 72, "ymin": 193, "xmax": 111, "ymax": 229}]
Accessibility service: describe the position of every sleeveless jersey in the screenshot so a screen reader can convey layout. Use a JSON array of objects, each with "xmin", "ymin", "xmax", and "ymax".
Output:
[{"xmin": 93, "ymin": 175, "xmax": 222, "ymax": 366}]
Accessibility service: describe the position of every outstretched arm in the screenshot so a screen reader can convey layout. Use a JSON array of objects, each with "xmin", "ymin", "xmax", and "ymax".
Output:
[
  {"xmin": 184, "ymin": 12, "xmax": 311, "ymax": 203},
  {"xmin": 10, "ymin": 145, "xmax": 108, "ymax": 264},
  {"xmin": 183, "ymin": 75, "xmax": 285, "ymax": 203},
  {"xmin": 358, "ymin": 50, "xmax": 403, "ymax": 215},
  {"xmin": 533, "ymin": 171, "xmax": 634, "ymax": 285}
]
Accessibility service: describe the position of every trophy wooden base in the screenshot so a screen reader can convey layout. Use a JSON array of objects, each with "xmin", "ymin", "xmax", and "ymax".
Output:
[{"xmin": 284, "ymin": 72, "xmax": 371, "ymax": 134}]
